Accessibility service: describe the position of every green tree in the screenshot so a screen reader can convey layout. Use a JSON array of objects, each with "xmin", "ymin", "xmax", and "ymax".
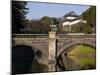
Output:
[
  {"xmin": 82, "ymin": 6, "xmax": 96, "ymax": 32},
  {"xmin": 12, "ymin": 1, "xmax": 28, "ymax": 33},
  {"xmin": 40, "ymin": 16, "xmax": 52, "ymax": 33},
  {"xmin": 82, "ymin": 6, "xmax": 96, "ymax": 23},
  {"xmin": 40, "ymin": 16, "xmax": 52, "ymax": 25},
  {"xmin": 24, "ymin": 20, "xmax": 41, "ymax": 33},
  {"xmin": 71, "ymin": 23, "xmax": 86, "ymax": 33},
  {"xmin": 83, "ymin": 23, "xmax": 92, "ymax": 34}
]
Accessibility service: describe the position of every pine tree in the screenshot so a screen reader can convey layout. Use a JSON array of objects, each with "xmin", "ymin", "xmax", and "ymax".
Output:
[{"xmin": 12, "ymin": 1, "xmax": 28, "ymax": 33}]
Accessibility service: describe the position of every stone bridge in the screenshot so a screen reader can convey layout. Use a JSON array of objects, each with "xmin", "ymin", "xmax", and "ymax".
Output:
[
  {"xmin": 12, "ymin": 34, "xmax": 49, "ymax": 65},
  {"xmin": 57, "ymin": 34, "xmax": 96, "ymax": 58},
  {"xmin": 12, "ymin": 33, "xmax": 96, "ymax": 72}
]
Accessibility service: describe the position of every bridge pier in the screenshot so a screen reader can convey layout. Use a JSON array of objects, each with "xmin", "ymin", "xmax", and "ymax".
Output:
[{"xmin": 48, "ymin": 32, "xmax": 56, "ymax": 72}]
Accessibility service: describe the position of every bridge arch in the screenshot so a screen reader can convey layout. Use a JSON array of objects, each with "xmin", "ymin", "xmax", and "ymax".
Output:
[
  {"xmin": 12, "ymin": 45, "xmax": 35, "ymax": 74},
  {"xmin": 57, "ymin": 41, "xmax": 96, "ymax": 58},
  {"xmin": 12, "ymin": 45, "xmax": 42, "ymax": 74}
]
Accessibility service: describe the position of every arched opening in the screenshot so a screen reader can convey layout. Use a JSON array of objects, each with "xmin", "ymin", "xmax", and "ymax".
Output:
[
  {"xmin": 12, "ymin": 45, "xmax": 48, "ymax": 74},
  {"xmin": 12, "ymin": 45, "xmax": 35, "ymax": 74},
  {"xmin": 57, "ymin": 43, "xmax": 96, "ymax": 71}
]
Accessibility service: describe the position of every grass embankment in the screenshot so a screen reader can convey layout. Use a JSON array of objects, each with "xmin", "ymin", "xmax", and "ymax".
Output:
[
  {"xmin": 67, "ymin": 45, "xmax": 96, "ymax": 69},
  {"xmin": 68, "ymin": 45, "xmax": 95, "ymax": 55}
]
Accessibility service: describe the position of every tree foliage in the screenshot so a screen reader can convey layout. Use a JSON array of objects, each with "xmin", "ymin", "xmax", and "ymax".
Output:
[
  {"xmin": 83, "ymin": 23, "xmax": 93, "ymax": 34},
  {"xmin": 40, "ymin": 16, "xmax": 51, "ymax": 25},
  {"xmin": 71, "ymin": 23, "xmax": 85, "ymax": 33},
  {"xmin": 12, "ymin": 1, "xmax": 28, "ymax": 33},
  {"xmin": 71, "ymin": 22, "xmax": 92, "ymax": 33},
  {"xmin": 82, "ymin": 6, "xmax": 96, "ymax": 29},
  {"xmin": 23, "ymin": 16, "xmax": 59, "ymax": 34}
]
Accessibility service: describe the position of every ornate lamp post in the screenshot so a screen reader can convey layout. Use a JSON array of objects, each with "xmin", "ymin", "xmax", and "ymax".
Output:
[{"xmin": 50, "ymin": 21, "xmax": 58, "ymax": 32}]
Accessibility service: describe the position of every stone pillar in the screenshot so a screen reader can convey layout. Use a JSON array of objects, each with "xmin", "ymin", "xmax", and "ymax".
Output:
[{"xmin": 48, "ymin": 31, "xmax": 56, "ymax": 72}]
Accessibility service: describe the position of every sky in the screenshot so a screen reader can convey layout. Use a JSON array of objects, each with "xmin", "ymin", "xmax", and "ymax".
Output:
[{"xmin": 26, "ymin": 2, "xmax": 91, "ymax": 20}]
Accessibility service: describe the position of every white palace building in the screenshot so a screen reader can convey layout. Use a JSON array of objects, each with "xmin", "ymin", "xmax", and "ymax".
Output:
[{"xmin": 62, "ymin": 11, "xmax": 87, "ymax": 31}]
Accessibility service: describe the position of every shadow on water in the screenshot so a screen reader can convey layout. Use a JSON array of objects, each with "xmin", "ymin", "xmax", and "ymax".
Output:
[
  {"xmin": 12, "ymin": 45, "xmax": 48, "ymax": 74},
  {"xmin": 57, "ymin": 55, "xmax": 81, "ymax": 71}
]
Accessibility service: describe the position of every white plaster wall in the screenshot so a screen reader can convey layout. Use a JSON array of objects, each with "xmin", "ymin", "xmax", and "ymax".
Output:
[
  {"xmin": 63, "ymin": 21, "xmax": 70, "ymax": 26},
  {"xmin": 70, "ymin": 19, "xmax": 81, "ymax": 25},
  {"xmin": 63, "ymin": 19, "xmax": 86, "ymax": 26},
  {"xmin": 66, "ymin": 16, "xmax": 77, "ymax": 20}
]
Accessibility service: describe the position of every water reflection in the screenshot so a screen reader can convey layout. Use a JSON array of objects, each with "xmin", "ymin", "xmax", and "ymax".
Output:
[
  {"xmin": 57, "ymin": 45, "xmax": 96, "ymax": 71},
  {"xmin": 68, "ymin": 55, "xmax": 96, "ymax": 70},
  {"xmin": 31, "ymin": 59, "xmax": 48, "ymax": 73}
]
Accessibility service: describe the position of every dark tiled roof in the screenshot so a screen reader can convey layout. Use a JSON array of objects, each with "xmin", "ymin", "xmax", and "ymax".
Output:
[{"xmin": 64, "ymin": 11, "xmax": 79, "ymax": 17}]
